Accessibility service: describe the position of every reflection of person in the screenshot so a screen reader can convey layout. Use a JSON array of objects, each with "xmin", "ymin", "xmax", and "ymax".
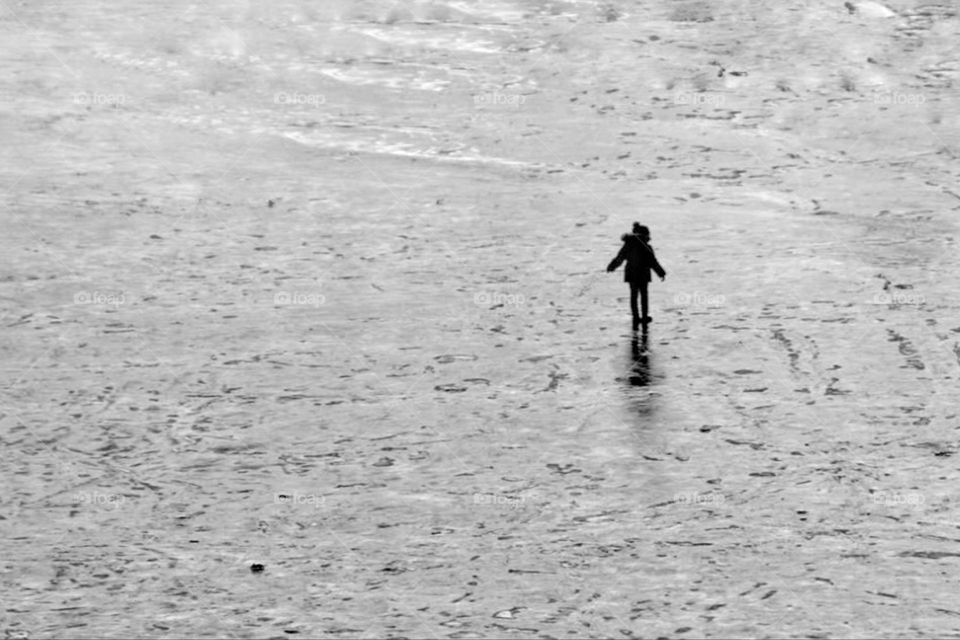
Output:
[
  {"xmin": 628, "ymin": 329, "xmax": 650, "ymax": 387},
  {"xmin": 606, "ymin": 223, "xmax": 666, "ymax": 330}
]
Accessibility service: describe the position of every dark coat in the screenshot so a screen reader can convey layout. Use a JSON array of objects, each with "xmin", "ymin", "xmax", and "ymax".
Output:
[{"xmin": 607, "ymin": 234, "xmax": 666, "ymax": 283}]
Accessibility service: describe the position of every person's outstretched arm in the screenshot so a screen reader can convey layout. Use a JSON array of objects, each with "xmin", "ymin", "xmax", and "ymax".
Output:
[
  {"xmin": 645, "ymin": 244, "xmax": 666, "ymax": 280},
  {"xmin": 650, "ymin": 251, "xmax": 666, "ymax": 280},
  {"xmin": 606, "ymin": 242, "xmax": 627, "ymax": 272}
]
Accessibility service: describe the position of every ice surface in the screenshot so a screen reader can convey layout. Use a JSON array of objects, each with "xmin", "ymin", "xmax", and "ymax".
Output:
[{"xmin": 3, "ymin": 0, "xmax": 960, "ymax": 637}]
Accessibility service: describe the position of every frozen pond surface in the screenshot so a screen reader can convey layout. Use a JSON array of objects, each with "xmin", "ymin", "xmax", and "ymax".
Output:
[{"xmin": 3, "ymin": 0, "xmax": 960, "ymax": 637}]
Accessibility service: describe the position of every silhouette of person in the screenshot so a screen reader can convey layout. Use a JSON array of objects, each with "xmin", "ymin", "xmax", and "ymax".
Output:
[{"xmin": 606, "ymin": 223, "xmax": 666, "ymax": 330}]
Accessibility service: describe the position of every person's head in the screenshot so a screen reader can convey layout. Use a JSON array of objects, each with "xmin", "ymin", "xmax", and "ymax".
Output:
[{"xmin": 632, "ymin": 223, "xmax": 650, "ymax": 240}]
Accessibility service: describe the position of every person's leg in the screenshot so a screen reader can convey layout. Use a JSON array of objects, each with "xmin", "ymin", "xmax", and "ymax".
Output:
[
  {"xmin": 640, "ymin": 281, "xmax": 650, "ymax": 322},
  {"xmin": 629, "ymin": 283, "xmax": 640, "ymax": 328}
]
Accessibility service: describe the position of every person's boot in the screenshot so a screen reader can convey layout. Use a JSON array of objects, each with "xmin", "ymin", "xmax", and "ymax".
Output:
[{"xmin": 641, "ymin": 316, "xmax": 652, "ymax": 325}]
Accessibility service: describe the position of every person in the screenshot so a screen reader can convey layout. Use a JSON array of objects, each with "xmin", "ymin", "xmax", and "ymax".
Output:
[{"xmin": 606, "ymin": 223, "xmax": 666, "ymax": 330}]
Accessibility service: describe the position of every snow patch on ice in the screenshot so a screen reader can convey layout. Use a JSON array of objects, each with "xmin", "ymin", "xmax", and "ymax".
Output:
[
  {"xmin": 319, "ymin": 67, "xmax": 450, "ymax": 91},
  {"xmin": 282, "ymin": 130, "xmax": 536, "ymax": 167},
  {"xmin": 446, "ymin": 0, "xmax": 527, "ymax": 23},
  {"xmin": 854, "ymin": 1, "xmax": 897, "ymax": 19},
  {"xmin": 745, "ymin": 191, "xmax": 798, "ymax": 208},
  {"xmin": 346, "ymin": 25, "xmax": 503, "ymax": 53}
]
